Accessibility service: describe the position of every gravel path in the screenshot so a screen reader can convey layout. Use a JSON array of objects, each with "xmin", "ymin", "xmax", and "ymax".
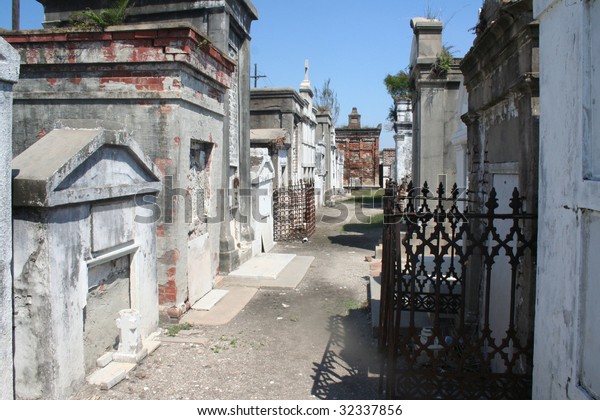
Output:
[{"xmin": 73, "ymin": 200, "xmax": 384, "ymax": 400}]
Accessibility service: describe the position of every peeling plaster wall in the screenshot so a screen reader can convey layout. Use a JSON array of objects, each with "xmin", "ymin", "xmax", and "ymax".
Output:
[
  {"xmin": 0, "ymin": 37, "xmax": 19, "ymax": 401},
  {"xmin": 12, "ymin": 163, "xmax": 159, "ymax": 398},
  {"xmin": 12, "ymin": 211, "xmax": 52, "ymax": 399},
  {"xmin": 533, "ymin": 0, "xmax": 599, "ymax": 400},
  {"xmin": 13, "ymin": 202, "xmax": 159, "ymax": 399},
  {"xmin": 12, "ymin": 205, "xmax": 89, "ymax": 399}
]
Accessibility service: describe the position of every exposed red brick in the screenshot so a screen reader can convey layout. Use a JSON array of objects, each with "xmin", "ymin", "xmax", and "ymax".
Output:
[
  {"xmin": 173, "ymin": 53, "xmax": 190, "ymax": 62},
  {"xmin": 163, "ymin": 46, "xmax": 186, "ymax": 54},
  {"xmin": 154, "ymin": 38, "xmax": 184, "ymax": 47},
  {"xmin": 166, "ymin": 306, "xmax": 182, "ymax": 318},
  {"xmin": 101, "ymin": 45, "xmax": 118, "ymax": 62},
  {"xmin": 46, "ymin": 78, "xmax": 58, "ymax": 86},
  {"xmin": 167, "ymin": 267, "xmax": 177, "ymax": 277},
  {"xmin": 188, "ymin": 31, "xmax": 201, "ymax": 44},
  {"xmin": 173, "ymin": 136, "xmax": 181, "ymax": 145},
  {"xmin": 5, "ymin": 36, "xmax": 29, "ymax": 43},
  {"xmin": 24, "ymin": 49, "xmax": 40, "ymax": 64},
  {"xmin": 130, "ymin": 48, "xmax": 162, "ymax": 63},
  {"xmin": 135, "ymin": 76, "xmax": 166, "ymax": 91},
  {"xmin": 67, "ymin": 32, "xmax": 112, "ymax": 41},
  {"xmin": 156, "ymin": 224, "xmax": 166, "ymax": 238},
  {"xmin": 99, "ymin": 75, "xmax": 166, "ymax": 91},
  {"xmin": 154, "ymin": 158, "xmax": 173, "ymax": 176},
  {"xmin": 28, "ymin": 34, "xmax": 67, "ymax": 43},
  {"xmin": 156, "ymin": 29, "xmax": 192, "ymax": 39},
  {"xmin": 158, "ymin": 268, "xmax": 178, "ymax": 304},
  {"xmin": 134, "ymin": 30, "xmax": 158, "ymax": 39},
  {"xmin": 112, "ymin": 31, "xmax": 136, "ymax": 40},
  {"xmin": 159, "ymin": 291, "xmax": 177, "ymax": 305},
  {"xmin": 158, "ymin": 249, "xmax": 180, "ymax": 265}
]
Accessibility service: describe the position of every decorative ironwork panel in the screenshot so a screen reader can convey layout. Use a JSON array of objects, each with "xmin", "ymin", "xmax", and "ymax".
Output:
[
  {"xmin": 273, "ymin": 181, "xmax": 316, "ymax": 241},
  {"xmin": 379, "ymin": 181, "xmax": 537, "ymax": 399}
]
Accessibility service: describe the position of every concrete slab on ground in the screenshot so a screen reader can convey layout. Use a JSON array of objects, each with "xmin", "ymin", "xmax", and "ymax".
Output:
[
  {"xmin": 87, "ymin": 362, "xmax": 136, "ymax": 390},
  {"xmin": 181, "ymin": 286, "xmax": 258, "ymax": 326},
  {"xmin": 192, "ymin": 289, "xmax": 229, "ymax": 311},
  {"xmin": 227, "ymin": 253, "xmax": 296, "ymax": 281},
  {"xmin": 223, "ymin": 255, "xmax": 314, "ymax": 289}
]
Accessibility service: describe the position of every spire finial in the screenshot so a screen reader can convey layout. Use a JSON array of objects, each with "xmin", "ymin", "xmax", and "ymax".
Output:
[{"xmin": 304, "ymin": 59, "xmax": 309, "ymax": 81}]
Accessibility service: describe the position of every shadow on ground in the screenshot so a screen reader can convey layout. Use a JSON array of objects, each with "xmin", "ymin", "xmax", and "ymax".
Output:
[
  {"xmin": 327, "ymin": 223, "xmax": 382, "ymax": 251},
  {"xmin": 311, "ymin": 308, "xmax": 382, "ymax": 399}
]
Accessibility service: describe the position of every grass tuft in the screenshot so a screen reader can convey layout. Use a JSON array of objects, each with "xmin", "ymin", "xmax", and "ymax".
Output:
[{"xmin": 164, "ymin": 322, "xmax": 192, "ymax": 337}]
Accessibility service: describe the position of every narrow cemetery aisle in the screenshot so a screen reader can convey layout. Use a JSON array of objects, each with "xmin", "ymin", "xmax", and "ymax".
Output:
[{"xmin": 72, "ymin": 196, "xmax": 384, "ymax": 400}]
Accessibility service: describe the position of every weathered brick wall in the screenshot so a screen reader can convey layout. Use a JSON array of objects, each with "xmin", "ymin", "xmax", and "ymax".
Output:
[
  {"xmin": 382, "ymin": 148, "xmax": 395, "ymax": 166},
  {"xmin": 6, "ymin": 25, "xmax": 233, "ymax": 311},
  {"xmin": 335, "ymin": 133, "xmax": 380, "ymax": 188}
]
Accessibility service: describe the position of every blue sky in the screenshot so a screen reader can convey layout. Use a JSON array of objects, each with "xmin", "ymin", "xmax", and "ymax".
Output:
[{"xmin": 1, "ymin": 0, "xmax": 480, "ymax": 148}]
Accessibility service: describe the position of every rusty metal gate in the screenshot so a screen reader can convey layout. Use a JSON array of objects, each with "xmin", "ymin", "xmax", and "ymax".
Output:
[
  {"xmin": 273, "ymin": 181, "xmax": 316, "ymax": 241},
  {"xmin": 379, "ymin": 181, "xmax": 536, "ymax": 399}
]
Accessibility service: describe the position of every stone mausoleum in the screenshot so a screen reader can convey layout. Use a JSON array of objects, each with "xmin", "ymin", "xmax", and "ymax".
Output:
[
  {"xmin": 4, "ymin": 0, "xmax": 259, "ymax": 320},
  {"xmin": 12, "ymin": 121, "xmax": 161, "ymax": 399},
  {"xmin": 336, "ymin": 108, "xmax": 381, "ymax": 189}
]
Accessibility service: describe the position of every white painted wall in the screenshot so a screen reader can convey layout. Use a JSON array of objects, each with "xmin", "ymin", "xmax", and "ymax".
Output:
[
  {"xmin": 12, "ymin": 132, "xmax": 160, "ymax": 399},
  {"xmin": 0, "ymin": 37, "xmax": 19, "ymax": 401},
  {"xmin": 394, "ymin": 99, "xmax": 413, "ymax": 183},
  {"xmin": 533, "ymin": 0, "xmax": 600, "ymax": 399}
]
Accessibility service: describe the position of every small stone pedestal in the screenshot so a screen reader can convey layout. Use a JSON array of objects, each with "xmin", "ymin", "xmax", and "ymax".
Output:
[{"xmin": 113, "ymin": 309, "xmax": 148, "ymax": 363}]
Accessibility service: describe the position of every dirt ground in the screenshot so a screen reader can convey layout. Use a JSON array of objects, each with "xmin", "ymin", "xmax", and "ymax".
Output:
[{"xmin": 72, "ymin": 198, "xmax": 385, "ymax": 400}]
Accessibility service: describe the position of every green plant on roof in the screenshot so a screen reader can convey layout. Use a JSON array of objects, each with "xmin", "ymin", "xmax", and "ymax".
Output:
[
  {"xmin": 384, "ymin": 70, "xmax": 410, "ymax": 100},
  {"xmin": 383, "ymin": 70, "xmax": 411, "ymax": 125},
  {"xmin": 431, "ymin": 45, "xmax": 455, "ymax": 77},
  {"xmin": 69, "ymin": 0, "xmax": 132, "ymax": 29}
]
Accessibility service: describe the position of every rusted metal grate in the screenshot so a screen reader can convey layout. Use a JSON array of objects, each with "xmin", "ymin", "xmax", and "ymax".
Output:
[
  {"xmin": 273, "ymin": 181, "xmax": 315, "ymax": 241},
  {"xmin": 379, "ymin": 180, "xmax": 537, "ymax": 399}
]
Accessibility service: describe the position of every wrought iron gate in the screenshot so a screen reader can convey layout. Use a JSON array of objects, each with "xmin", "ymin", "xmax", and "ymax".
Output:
[
  {"xmin": 273, "ymin": 181, "xmax": 316, "ymax": 241},
  {"xmin": 379, "ymin": 181, "xmax": 537, "ymax": 399}
]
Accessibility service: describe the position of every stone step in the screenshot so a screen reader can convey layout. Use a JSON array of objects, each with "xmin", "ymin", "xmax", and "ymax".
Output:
[
  {"xmin": 223, "ymin": 255, "xmax": 314, "ymax": 289},
  {"xmin": 180, "ymin": 286, "xmax": 258, "ymax": 326},
  {"xmin": 87, "ymin": 362, "xmax": 136, "ymax": 390},
  {"xmin": 191, "ymin": 289, "xmax": 229, "ymax": 311},
  {"xmin": 226, "ymin": 253, "xmax": 296, "ymax": 281}
]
